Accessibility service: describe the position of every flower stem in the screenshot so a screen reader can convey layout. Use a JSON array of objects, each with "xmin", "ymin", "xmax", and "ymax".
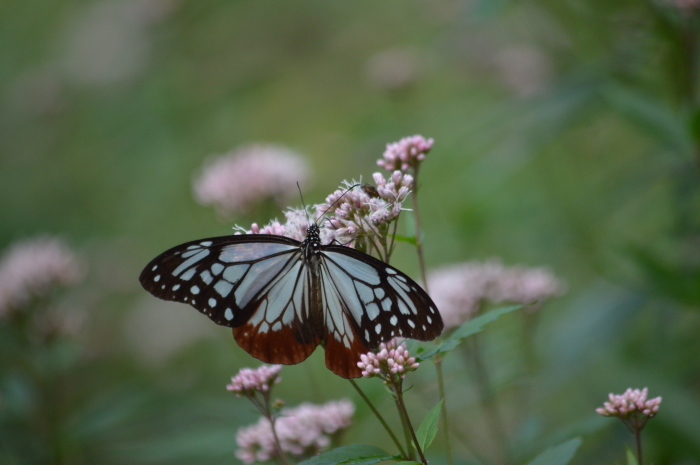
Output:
[
  {"xmin": 395, "ymin": 395, "xmax": 416, "ymax": 461},
  {"xmin": 409, "ymin": 170, "xmax": 428, "ymax": 289},
  {"xmin": 394, "ymin": 386, "xmax": 428, "ymax": 465},
  {"xmin": 434, "ymin": 354, "xmax": 453, "ymax": 465},
  {"xmin": 466, "ymin": 335, "xmax": 510, "ymax": 464},
  {"xmin": 634, "ymin": 427, "xmax": 643, "ymax": 465},
  {"xmin": 349, "ymin": 379, "xmax": 407, "ymax": 458}
]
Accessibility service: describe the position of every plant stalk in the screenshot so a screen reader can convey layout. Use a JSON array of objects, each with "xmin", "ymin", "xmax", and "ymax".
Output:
[{"xmin": 349, "ymin": 379, "xmax": 407, "ymax": 458}]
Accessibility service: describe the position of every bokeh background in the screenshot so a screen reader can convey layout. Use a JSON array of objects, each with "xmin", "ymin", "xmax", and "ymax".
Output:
[{"xmin": 1, "ymin": 0, "xmax": 699, "ymax": 464}]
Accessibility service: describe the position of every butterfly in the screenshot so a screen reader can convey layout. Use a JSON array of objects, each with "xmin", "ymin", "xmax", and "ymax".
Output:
[{"xmin": 139, "ymin": 223, "xmax": 443, "ymax": 378}]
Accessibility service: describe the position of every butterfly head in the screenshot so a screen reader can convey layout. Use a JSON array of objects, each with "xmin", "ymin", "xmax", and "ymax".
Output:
[{"xmin": 301, "ymin": 223, "xmax": 322, "ymax": 261}]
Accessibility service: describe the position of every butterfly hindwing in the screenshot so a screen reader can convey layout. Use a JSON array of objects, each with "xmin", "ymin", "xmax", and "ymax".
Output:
[
  {"xmin": 319, "ymin": 246, "xmax": 443, "ymax": 377},
  {"xmin": 233, "ymin": 258, "xmax": 320, "ymax": 365}
]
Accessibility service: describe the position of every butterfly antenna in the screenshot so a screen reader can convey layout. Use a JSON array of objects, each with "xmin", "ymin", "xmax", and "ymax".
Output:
[
  {"xmin": 317, "ymin": 182, "xmax": 362, "ymax": 230},
  {"xmin": 296, "ymin": 182, "xmax": 313, "ymax": 227}
]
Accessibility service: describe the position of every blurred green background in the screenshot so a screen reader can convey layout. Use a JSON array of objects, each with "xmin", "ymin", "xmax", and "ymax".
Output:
[{"xmin": 1, "ymin": 0, "xmax": 699, "ymax": 464}]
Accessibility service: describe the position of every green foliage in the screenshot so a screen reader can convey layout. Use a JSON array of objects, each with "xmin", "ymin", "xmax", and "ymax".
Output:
[
  {"xmin": 414, "ymin": 305, "xmax": 522, "ymax": 361},
  {"xmin": 1, "ymin": 0, "xmax": 699, "ymax": 464},
  {"xmin": 525, "ymin": 438, "xmax": 582, "ymax": 465},
  {"xmin": 414, "ymin": 400, "xmax": 442, "ymax": 452},
  {"xmin": 299, "ymin": 445, "xmax": 395, "ymax": 465}
]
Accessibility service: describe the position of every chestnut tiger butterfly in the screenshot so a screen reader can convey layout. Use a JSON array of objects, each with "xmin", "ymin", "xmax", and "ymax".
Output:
[{"xmin": 139, "ymin": 221, "xmax": 443, "ymax": 378}]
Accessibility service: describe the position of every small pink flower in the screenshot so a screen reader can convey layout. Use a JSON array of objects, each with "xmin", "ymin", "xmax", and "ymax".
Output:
[
  {"xmin": 596, "ymin": 388, "xmax": 662, "ymax": 419},
  {"xmin": 377, "ymin": 135, "xmax": 433, "ymax": 172},
  {"xmin": 227, "ymin": 365, "xmax": 282, "ymax": 397},
  {"xmin": 319, "ymin": 178, "xmax": 410, "ymax": 247},
  {"xmin": 357, "ymin": 340, "xmax": 419, "ymax": 382},
  {"xmin": 427, "ymin": 260, "xmax": 566, "ymax": 329},
  {"xmin": 235, "ymin": 399, "xmax": 354, "ymax": 463},
  {"xmin": 193, "ymin": 144, "xmax": 311, "ymax": 216},
  {"xmin": 0, "ymin": 237, "xmax": 82, "ymax": 318}
]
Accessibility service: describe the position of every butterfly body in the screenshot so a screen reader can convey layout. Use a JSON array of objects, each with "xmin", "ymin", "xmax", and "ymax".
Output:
[{"xmin": 140, "ymin": 224, "xmax": 443, "ymax": 378}]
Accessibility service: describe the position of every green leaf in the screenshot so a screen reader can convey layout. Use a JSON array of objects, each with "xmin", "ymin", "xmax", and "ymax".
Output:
[
  {"xmin": 300, "ymin": 445, "xmax": 395, "ymax": 465},
  {"xmin": 415, "ymin": 400, "xmax": 443, "ymax": 451},
  {"xmin": 625, "ymin": 446, "xmax": 638, "ymax": 465},
  {"xmin": 393, "ymin": 235, "xmax": 417, "ymax": 246},
  {"xmin": 601, "ymin": 84, "xmax": 692, "ymax": 154},
  {"xmin": 415, "ymin": 305, "xmax": 523, "ymax": 361},
  {"xmin": 393, "ymin": 462, "xmax": 421, "ymax": 465},
  {"xmin": 526, "ymin": 438, "xmax": 582, "ymax": 465}
]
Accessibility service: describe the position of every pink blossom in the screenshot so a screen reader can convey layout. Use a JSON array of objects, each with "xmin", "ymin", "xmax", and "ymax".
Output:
[
  {"xmin": 0, "ymin": 237, "xmax": 82, "ymax": 318},
  {"xmin": 377, "ymin": 135, "xmax": 433, "ymax": 172},
  {"xmin": 596, "ymin": 388, "xmax": 662, "ymax": 419},
  {"xmin": 596, "ymin": 388, "xmax": 662, "ymax": 432},
  {"xmin": 319, "ymin": 177, "xmax": 410, "ymax": 247},
  {"xmin": 428, "ymin": 260, "xmax": 566, "ymax": 329},
  {"xmin": 357, "ymin": 340, "xmax": 419, "ymax": 382},
  {"xmin": 227, "ymin": 365, "xmax": 282, "ymax": 397},
  {"xmin": 236, "ymin": 399, "xmax": 354, "ymax": 463},
  {"xmin": 193, "ymin": 144, "xmax": 311, "ymax": 216}
]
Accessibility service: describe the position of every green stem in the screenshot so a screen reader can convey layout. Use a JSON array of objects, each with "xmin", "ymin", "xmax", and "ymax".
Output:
[
  {"xmin": 409, "ymin": 170, "xmax": 428, "ymax": 290},
  {"xmin": 395, "ymin": 396, "xmax": 416, "ymax": 461},
  {"xmin": 349, "ymin": 379, "xmax": 407, "ymax": 458},
  {"xmin": 635, "ymin": 427, "xmax": 643, "ymax": 465},
  {"xmin": 394, "ymin": 386, "xmax": 428, "ymax": 465},
  {"xmin": 434, "ymin": 355, "xmax": 453, "ymax": 465},
  {"xmin": 467, "ymin": 335, "xmax": 510, "ymax": 464}
]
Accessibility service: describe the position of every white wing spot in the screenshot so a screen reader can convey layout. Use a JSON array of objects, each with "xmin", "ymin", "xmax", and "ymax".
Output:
[
  {"xmin": 407, "ymin": 319, "xmax": 415, "ymax": 328},
  {"xmin": 208, "ymin": 298, "xmax": 217, "ymax": 307},
  {"xmin": 390, "ymin": 315, "xmax": 398, "ymax": 326},
  {"xmin": 186, "ymin": 245, "xmax": 199, "ymax": 250},
  {"xmin": 154, "ymin": 275, "xmax": 161, "ymax": 282},
  {"xmin": 272, "ymin": 322, "xmax": 282, "ymax": 331},
  {"xmin": 365, "ymin": 329, "xmax": 369, "ymax": 341},
  {"xmin": 422, "ymin": 325, "xmax": 426, "ymax": 330},
  {"xmin": 224, "ymin": 308, "xmax": 233, "ymax": 320},
  {"xmin": 396, "ymin": 274, "xmax": 407, "ymax": 282},
  {"xmin": 152, "ymin": 265, "xmax": 158, "ymax": 271},
  {"xmin": 180, "ymin": 268, "xmax": 196, "ymax": 281},
  {"xmin": 200, "ymin": 241, "xmax": 213, "ymax": 246},
  {"xmin": 366, "ymin": 303, "xmax": 380, "ymax": 321},
  {"xmin": 374, "ymin": 288, "xmax": 385, "ymax": 300},
  {"xmin": 184, "ymin": 297, "xmax": 188, "ymax": 301},
  {"xmin": 386, "ymin": 268, "xmax": 397, "ymax": 274},
  {"xmin": 173, "ymin": 284, "xmax": 180, "ymax": 291},
  {"xmin": 214, "ymin": 280, "xmax": 233, "ymax": 297},
  {"xmin": 427, "ymin": 316, "xmax": 432, "ymax": 324},
  {"xmin": 192, "ymin": 299, "xmax": 196, "ymax": 304},
  {"xmin": 200, "ymin": 270, "xmax": 213, "ymax": 285},
  {"xmin": 161, "ymin": 285, "xmax": 165, "ymax": 289},
  {"xmin": 375, "ymin": 323, "xmax": 382, "ymax": 334},
  {"xmin": 259, "ymin": 322, "xmax": 269, "ymax": 333},
  {"xmin": 191, "ymin": 285, "xmax": 200, "ymax": 295},
  {"xmin": 211, "ymin": 263, "xmax": 224, "ymax": 275}
]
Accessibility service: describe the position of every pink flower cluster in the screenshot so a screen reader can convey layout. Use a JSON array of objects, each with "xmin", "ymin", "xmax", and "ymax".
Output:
[
  {"xmin": 428, "ymin": 260, "xmax": 566, "ymax": 329},
  {"xmin": 596, "ymin": 388, "xmax": 662, "ymax": 420},
  {"xmin": 0, "ymin": 237, "xmax": 82, "ymax": 318},
  {"xmin": 236, "ymin": 400, "xmax": 355, "ymax": 464},
  {"xmin": 226, "ymin": 365, "xmax": 282, "ymax": 397},
  {"xmin": 377, "ymin": 135, "xmax": 433, "ymax": 171},
  {"xmin": 320, "ymin": 172, "xmax": 412, "ymax": 246},
  {"xmin": 193, "ymin": 144, "xmax": 311, "ymax": 216},
  {"xmin": 357, "ymin": 340, "xmax": 419, "ymax": 381}
]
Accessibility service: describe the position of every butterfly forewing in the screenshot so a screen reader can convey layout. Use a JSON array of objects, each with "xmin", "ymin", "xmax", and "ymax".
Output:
[{"xmin": 139, "ymin": 235, "xmax": 302, "ymax": 328}]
